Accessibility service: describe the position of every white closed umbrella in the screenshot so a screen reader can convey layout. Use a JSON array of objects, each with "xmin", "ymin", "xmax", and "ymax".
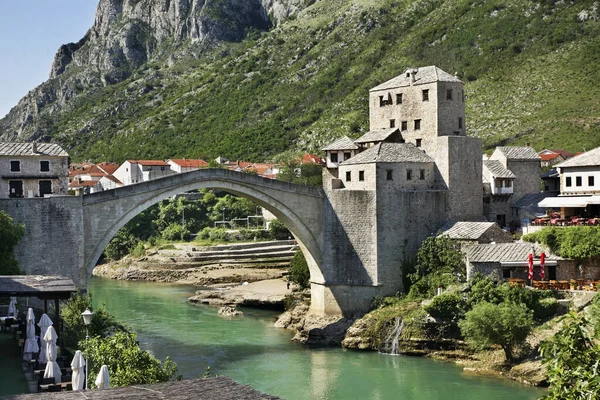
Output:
[
  {"xmin": 7, "ymin": 297, "xmax": 17, "ymax": 317},
  {"xmin": 70, "ymin": 350, "xmax": 86, "ymax": 391},
  {"xmin": 37, "ymin": 314, "xmax": 53, "ymax": 364},
  {"xmin": 23, "ymin": 308, "xmax": 39, "ymax": 361},
  {"xmin": 43, "ymin": 325, "xmax": 62, "ymax": 384},
  {"xmin": 95, "ymin": 365, "xmax": 110, "ymax": 389}
]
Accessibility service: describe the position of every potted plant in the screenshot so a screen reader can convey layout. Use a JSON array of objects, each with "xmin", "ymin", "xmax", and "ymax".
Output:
[{"xmin": 569, "ymin": 279, "xmax": 577, "ymax": 290}]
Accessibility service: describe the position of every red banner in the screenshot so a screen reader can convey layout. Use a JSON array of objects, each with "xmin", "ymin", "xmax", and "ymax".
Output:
[
  {"xmin": 540, "ymin": 252, "xmax": 546, "ymax": 280},
  {"xmin": 528, "ymin": 253, "xmax": 534, "ymax": 281}
]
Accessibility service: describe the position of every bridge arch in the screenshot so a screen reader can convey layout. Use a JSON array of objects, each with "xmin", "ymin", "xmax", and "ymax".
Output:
[{"xmin": 82, "ymin": 169, "xmax": 325, "ymax": 287}]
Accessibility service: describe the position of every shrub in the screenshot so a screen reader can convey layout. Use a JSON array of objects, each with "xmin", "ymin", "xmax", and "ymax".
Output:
[
  {"xmin": 459, "ymin": 301, "xmax": 533, "ymax": 363},
  {"xmin": 161, "ymin": 223, "xmax": 189, "ymax": 241},
  {"xmin": 84, "ymin": 332, "xmax": 178, "ymax": 388},
  {"xmin": 268, "ymin": 219, "xmax": 291, "ymax": 240},
  {"xmin": 534, "ymin": 297, "xmax": 559, "ymax": 321},
  {"xmin": 105, "ymin": 230, "xmax": 140, "ymax": 261},
  {"xmin": 289, "ymin": 250, "xmax": 310, "ymax": 289},
  {"xmin": 131, "ymin": 242, "xmax": 146, "ymax": 258},
  {"xmin": 424, "ymin": 292, "xmax": 467, "ymax": 321},
  {"xmin": 0, "ymin": 210, "xmax": 24, "ymax": 275}
]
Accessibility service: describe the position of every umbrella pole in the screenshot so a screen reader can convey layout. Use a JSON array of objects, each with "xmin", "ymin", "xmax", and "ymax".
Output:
[{"xmin": 85, "ymin": 328, "xmax": 89, "ymax": 390}]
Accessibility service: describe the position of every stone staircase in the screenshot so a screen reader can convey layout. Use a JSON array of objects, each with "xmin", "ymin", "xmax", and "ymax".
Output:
[{"xmin": 139, "ymin": 240, "xmax": 298, "ymax": 270}]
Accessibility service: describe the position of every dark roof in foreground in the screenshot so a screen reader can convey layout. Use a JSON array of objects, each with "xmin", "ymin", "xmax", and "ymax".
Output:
[
  {"xmin": 0, "ymin": 276, "xmax": 77, "ymax": 300},
  {"xmin": 341, "ymin": 142, "xmax": 433, "ymax": 165},
  {"xmin": 0, "ymin": 377, "xmax": 279, "ymax": 400}
]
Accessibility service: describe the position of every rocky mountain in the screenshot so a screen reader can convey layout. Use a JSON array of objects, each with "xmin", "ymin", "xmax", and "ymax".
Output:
[{"xmin": 1, "ymin": 0, "xmax": 599, "ymax": 161}]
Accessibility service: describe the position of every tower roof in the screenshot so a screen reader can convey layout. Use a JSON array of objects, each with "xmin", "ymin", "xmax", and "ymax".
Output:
[
  {"xmin": 370, "ymin": 66, "xmax": 461, "ymax": 92},
  {"xmin": 341, "ymin": 142, "xmax": 433, "ymax": 165}
]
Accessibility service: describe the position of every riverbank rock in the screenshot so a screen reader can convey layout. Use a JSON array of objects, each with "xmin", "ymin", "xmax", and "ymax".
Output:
[
  {"xmin": 218, "ymin": 306, "xmax": 243, "ymax": 316},
  {"xmin": 341, "ymin": 316, "xmax": 376, "ymax": 350},
  {"xmin": 189, "ymin": 279, "xmax": 290, "ymax": 308}
]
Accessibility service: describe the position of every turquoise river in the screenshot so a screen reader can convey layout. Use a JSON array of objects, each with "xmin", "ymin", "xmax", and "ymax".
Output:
[{"xmin": 89, "ymin": 277, "xmax": 544, "ymax": 400}]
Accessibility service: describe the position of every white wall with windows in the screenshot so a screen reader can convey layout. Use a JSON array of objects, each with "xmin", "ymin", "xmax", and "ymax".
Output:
[{"xmin": 559, "ymin": 167, "xmax": 600, "ymax": 195}]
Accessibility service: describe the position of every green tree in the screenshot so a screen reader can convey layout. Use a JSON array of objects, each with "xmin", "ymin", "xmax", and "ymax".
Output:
[
  {"xmin": 277, "ymin": 160, "xmax": 323, "ymax": 187},
  {"xmin": 84, "ymin": 331, "xmax": 178, "ymax": 388},
  {"xmin": 459, "ymin": 301, "xmax": 533, "ymax": 363},
  {"xmin": 207, "ymin": 194, "xmax": 257, "ymax": 224},
  {"xmin": 104, "ymin": 230, "xmax": 140, "ymax": 261},
  {"xmin": 407, "ymin": 234, "xmax": 465, "ymax": 299},
  {"xmin": 61, "ymin": 292, "xmax": 122, "ymax": 351},
  {"xmin": 540, "ymin": 312, "xmax": 600, "ymax": 399},
  {"xmin": 289, "ymin": 250, "xmax": 310, "ymax": 288},
  {"xmin": 268, "ymin": 219, "xmax": 291, "ymax": 240},
  {"xmin": 0, "ymin": 211, "xmax": 25, "ymax": 274}
]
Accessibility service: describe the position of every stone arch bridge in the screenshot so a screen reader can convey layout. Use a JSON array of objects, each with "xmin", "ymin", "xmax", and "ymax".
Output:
[{"xmin": 1, "ymin": 169, "xmax": 394, "ymax": 317}]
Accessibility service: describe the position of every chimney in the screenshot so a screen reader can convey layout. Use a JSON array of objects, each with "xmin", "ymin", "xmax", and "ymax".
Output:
[
  {"xmin": 410, "ymin": 69, "xmax": 417, "ymax": 84},
  {"xmin": 31, "ymin": 142, "xmax": 37, "ymax": 154}
]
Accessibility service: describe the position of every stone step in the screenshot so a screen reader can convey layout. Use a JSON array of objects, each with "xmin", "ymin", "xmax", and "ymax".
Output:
[
  {"xmin": 174, "ymin": 240, "xmax": 296, "ymax": 252},
  {"xmin": 180, "ymin": 249, "xmax": 297, "ymax": 262}
]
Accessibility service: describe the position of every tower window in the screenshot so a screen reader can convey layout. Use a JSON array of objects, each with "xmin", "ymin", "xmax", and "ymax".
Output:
[
  {"xmin": 401, "ymin": 121, "xmax": 407, "ymax": 131},
  {"xmin": 359, "ymin": 171, "xmax": 365, "ymax": 181},
  {"xmin": 446, "ymin": 89, "xmax": 453, "ymax": 100},
  {"xmin": 458, "ymin": 117, "xmax": 463, "ymax": 129},
  {"xmin": 416, "ymin": 139, "xmax": 422, "ymax": 147},
  {"xmin": 576, "ymin": 176, "xmax": 582, "ymax": 186},
  {"xmin": 344, "ymin": 152, "xmax": 351, "ymax": 161},
  {"xmin": 386, "ymin": 170, "xmax": 393, "ymax": 181},
  {"xmin": 10, "ymin": 161, "xmax": 21, "ymax": 172},
  {"xmin": 422, "ymin": 89, "xmax": 429, "ymax": 101},
  {"xmin": 379, "ymin": 96, "xmax": 385, "ymax": 107},
  {"xmin": 330, "ymin": 153, "xmax": 338, "ymax": 163},
  {"xmin": 390, "ymin": 119, "xmax": 395, "ymax": 128},
  {"xmin": 40, "ymin": 161, "xmax": 50, "ymax": 172},
  {"xmin": 414, "ymin": 119, "xmax": 421, "ymax": 130},
  {"xmin": 420, "ymin": 169, "xmax": 425, "ymax": 180},
  {"xmin": 396, "ymin": 93, "xmax": 403, "ymax": 104},
  {"xmin": 346, "ymin": 171, "xmax": 351, "ymax": 182},
  {"xmin": 566, "ymin": 177, "xmax": 572, "ymax": 187},
  {"xmin": 589, "ymin": 176, "xmax": 595, "ymax": 186},
  {"xmin": 406, "ymin": 169, "xmax": 412, "ymax": 180}
]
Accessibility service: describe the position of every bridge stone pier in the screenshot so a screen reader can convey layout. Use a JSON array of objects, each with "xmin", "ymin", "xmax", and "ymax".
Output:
[{"xmin": 1, "ymin": 169, "xmax": 399, "ymax": 318}]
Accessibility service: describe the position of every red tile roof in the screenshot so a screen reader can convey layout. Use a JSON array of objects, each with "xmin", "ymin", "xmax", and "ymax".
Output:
[
  {"xmin": 169, "ymin": 159, "xmax": 208, "ymax": 168},
  {"xmin": 69, "ymin": 180, "xmax": 99, "ymax": 188},
  {"xmin": 128, "ymin": 160, "xmax": 170, "ymax": 166},
  {"xmin": 96, "ymin": 162, "xmax": 120, "ymax": 175},
  {"xmin": 301, "ymin": 153, "xmax": 325, "ymax": 165},
  {"xmin": 539, "ymin": 153, "xmax": 562, "ymax": 162}
]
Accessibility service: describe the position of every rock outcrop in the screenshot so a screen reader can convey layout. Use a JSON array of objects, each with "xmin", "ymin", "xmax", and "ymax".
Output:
[{"xmin": 0, "ymin": 0, "xmax": 307, "ymax": 141}]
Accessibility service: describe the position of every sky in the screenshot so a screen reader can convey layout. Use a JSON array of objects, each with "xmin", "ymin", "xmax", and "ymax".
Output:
[{"xmin": 0, "ymin": 2, "xmax": 98, "ymax": 118}]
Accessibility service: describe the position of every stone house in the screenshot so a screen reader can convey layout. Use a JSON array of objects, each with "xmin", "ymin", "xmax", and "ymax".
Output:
[
  {"xmin": 483, "ymin": 146, "xmax": 541, "ymax": 229},
  {"xmin": 322, "ymin": 136, "xmax": 359, "ymax": 172},
  {"xmin": 112, "ymin": 160, "xmax": 174, "ymax": 185},
  {"xmin": 0, "ymin": 142, "xmax": 69, "ymax": 198},
  {"xmin": 464, "ymin": 242, "xmax": 573, "ymax": 282}
]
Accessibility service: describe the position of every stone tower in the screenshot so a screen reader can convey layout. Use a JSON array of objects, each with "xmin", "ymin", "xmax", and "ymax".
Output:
[{"xmin": 369, "ymin": 66, "xmax": 482, "ymax": 221}]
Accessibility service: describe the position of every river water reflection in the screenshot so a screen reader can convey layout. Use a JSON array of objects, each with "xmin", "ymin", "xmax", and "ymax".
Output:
[{"xmin": 89, "ymin": 277, "xmax": 543, "ymax": 400}]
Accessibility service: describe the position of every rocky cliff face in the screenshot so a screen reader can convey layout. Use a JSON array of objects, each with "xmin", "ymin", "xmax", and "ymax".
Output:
[{"xmin": 0, "ymin": 0, "xmax": 305, "ymax": 141}]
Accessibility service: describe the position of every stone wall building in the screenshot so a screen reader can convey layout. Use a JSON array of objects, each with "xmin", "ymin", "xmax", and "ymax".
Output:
[
  {"xmin": 484, "ymin": 146, "xmax": 541, "ymax": 229},
  {"xmin": 0, "ymin": 142, "xmax": 69, "ymax": 198},
  {"xmin": 321, "ymin": 65, "xmax": 482, "ymax": 297}
]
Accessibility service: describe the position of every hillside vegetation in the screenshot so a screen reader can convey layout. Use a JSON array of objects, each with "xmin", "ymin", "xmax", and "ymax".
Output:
[{"xmin": 3, "ymin": 0, "xmax": 600, "ymax": 161}]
